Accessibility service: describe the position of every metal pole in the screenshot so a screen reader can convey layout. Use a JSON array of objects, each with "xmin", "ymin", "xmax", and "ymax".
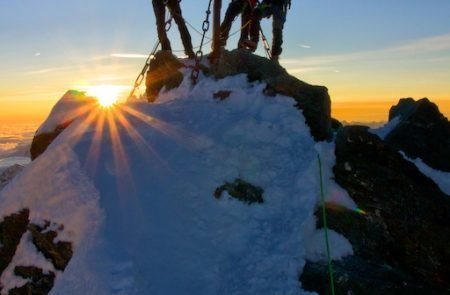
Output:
[{"xmin": 211, "ymin": 0, "xmax": 222, "ymax": 61}]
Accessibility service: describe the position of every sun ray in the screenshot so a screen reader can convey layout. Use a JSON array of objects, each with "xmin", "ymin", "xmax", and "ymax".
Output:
[
  {"xmin": 119, "ymin": 105, "xmax": 212, "ymax": 151},
  {"xmin": 113, "ymin": 106, "xmax": 171, "ymax": 173},
  {"xmin": 83, "ymin": 108, "xmax": 107, "ymax": 176},
  {"xmin": 106, "ymin": 108, "xmax": 136, "ymax": 198}
]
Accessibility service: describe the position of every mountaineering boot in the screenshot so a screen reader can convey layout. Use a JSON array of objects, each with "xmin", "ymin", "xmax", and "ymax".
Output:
[
  {"xmin": 239, "ymin": 39, "xmax": 257, "ymax": 52},
  {"xmin": 186, "ymin": 49, "xmax": 195, "ymax": 59}
]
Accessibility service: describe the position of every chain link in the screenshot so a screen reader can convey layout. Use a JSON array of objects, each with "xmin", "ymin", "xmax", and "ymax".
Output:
[{"xmin": 190, "ymin": 0, "xmax": 214, "ymax": 85}]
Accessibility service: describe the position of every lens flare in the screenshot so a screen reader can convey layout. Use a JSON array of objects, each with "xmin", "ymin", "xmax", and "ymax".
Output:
[{"xmin": 84, "ymin": 85, "xmax": 121, "ymax": 107}]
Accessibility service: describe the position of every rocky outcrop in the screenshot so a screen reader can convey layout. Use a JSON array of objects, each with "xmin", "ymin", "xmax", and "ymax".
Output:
[
  {"xmin": 301, "ymin": 256, "xmax": 440, "ymax": 295},
  {"xmin": 30, "ymin": 90, "xmax": 97, "ymax": 160},
  {"xmin": 301, "ymin": 126, "xmax": 450, "ymax": 294},
  {"xmin": 385, "ymin": 98, "xmax": 450, "ymax": 172},
  {"xmin": 145, "ymin": 49, "xmax": 332, "ymax": 141},
  {"xmin": 30, "ymin": 122, "xmax": 71, "ymax": 160},
  {"xmin": 0, "ymin": 210, "xmax": 73, "ymax": 294},
  {"xmin": 210, "ymin": 49, "xmax": 331, "ymax": 141}
]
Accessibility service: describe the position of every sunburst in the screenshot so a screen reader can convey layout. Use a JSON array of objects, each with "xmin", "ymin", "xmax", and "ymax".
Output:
[{"xmin": 84, "ymin": 85, "xmax": 122, "ymax": 107}]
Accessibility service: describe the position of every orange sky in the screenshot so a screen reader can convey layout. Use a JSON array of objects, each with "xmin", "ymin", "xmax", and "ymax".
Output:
[
  {"xmin": 2, "ymin": 95, "xmax": 449, "ymax": 125},
  {"xmin": 1, "ymin": 2, "xmax": 450, "ymax": 125}
]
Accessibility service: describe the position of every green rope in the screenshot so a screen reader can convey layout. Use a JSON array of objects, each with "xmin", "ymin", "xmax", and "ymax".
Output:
[{"xmin": 317, "ymin": 153, "xmax": 336, "ymax": 295}]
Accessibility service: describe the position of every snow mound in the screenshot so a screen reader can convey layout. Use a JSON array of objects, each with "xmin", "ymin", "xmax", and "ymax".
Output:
[{"xmin": 1, "ymin": 72, "xmax": 353, "ymax": 294}]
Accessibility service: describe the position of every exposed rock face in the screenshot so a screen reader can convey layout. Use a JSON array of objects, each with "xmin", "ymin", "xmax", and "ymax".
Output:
[
  {"xmin": 145, "ymin": 50, "xmax": 184, "ymax": 103},
  {"xmin": 0, "ymin": 210, "xmax": 73, "ymax": 294},
  {"xmin": 30, "ymin": 122, "xmax": 71, "ymax": 160},
  {"xmin": 30, "ymin": 90, "xmax": 98, "ymax": 161},
  {"xmin": 385, "ymin": 97, "xmax": 450, "ymax": 172},
  {"xmin": 301, "ymin": 256, "xmax": 440, "ymax": 295},
  {"xmin": 210, "ymin": 49, "xmax": 331, "ymax": 141},
  {"xmin": 9, "ymin": 266, "xmax": 55, "ymax": 295},
  {"xmin": 28, "ymin": 223, "xmax": 73, "ymax": 271},
  {"xmin": 0, "ymin": 209, "xmax": 30, "ymax": 275},
  {"xmin": 301, "ymin": 126, "xmax": 450, "ymax": 294}
]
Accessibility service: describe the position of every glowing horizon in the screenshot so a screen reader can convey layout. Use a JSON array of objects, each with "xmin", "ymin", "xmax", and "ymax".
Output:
[{"xmin": 1, "ymin": 1, "xmax": 450, "ymax": 124}]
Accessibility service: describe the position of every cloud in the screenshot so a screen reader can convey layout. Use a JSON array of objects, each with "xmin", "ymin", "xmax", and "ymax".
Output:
[
  {"xmin": 287, "ymin": 66, "xmax": 334, "ymax": 74},
  {"xmin": 26, "ymin": 65, "xmax": 79, "ymax": 75},
  {"xmin": 389, "ymin": 33, "xmax": 450, "ymax": 53},
  {"xmin": 298, "ymin": 44, "xmax": 311, "ymax": 49},
  {"xmin": 110, "ymin": 53, "xmax": 148, "ymax": 59},
  {"xmin": 284, "ymin": 32, "xmax": 450, "ymax": 69}
]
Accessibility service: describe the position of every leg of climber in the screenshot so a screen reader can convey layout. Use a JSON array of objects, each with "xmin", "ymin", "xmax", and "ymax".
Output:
[
  {"xmin": 270, "ymin": 4, "xmax": 285, "ymax": 61},
  {"xmin": 167, "ymin": 0, "xmax": 195, "ymax": 58},
  {"xmin": 152, "ymin": 0, "xmax": 171, "ymax": 51},
  {"xmin": 238, "ymin": 3, "xmax": 258, "ymax": 52},
  {"xmin": 220, "ymin": 0, "xmax": 246, "ymax": 47}
]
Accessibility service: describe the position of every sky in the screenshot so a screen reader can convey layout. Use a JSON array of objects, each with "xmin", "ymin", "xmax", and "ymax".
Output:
[{"xmin": 1, "ymin": 0, "xmax": 450, "ymax": 123}]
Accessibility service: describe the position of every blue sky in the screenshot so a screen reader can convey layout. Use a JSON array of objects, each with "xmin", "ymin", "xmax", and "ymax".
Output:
[{"xmin": 1, "ymin": 0, "xmax": 450, "ymax": 121}]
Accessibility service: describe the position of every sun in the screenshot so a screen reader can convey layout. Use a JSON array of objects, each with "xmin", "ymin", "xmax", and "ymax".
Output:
[{"xmin": 84, "ymin": 85, "xmax": 122, "ymax": 107}]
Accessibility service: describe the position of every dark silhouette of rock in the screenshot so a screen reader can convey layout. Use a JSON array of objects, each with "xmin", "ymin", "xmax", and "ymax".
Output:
[
  {"xmin": 209, "ymin": 49, "xmax": 331, "ymax": 141},
  {"xmin": 9, "ymin": 266, "xmax": 55, "ymax": 295},
  {"xmin": 301, "ymin": 256, "xmax": 443, "ymax": 295},
  {"xmin": 30, "ymin": 121, "xmax": 72, "ymax": 161},
  {"xmin": 385, "ymin": 97, "xmax": 450, "ymax": 172},
  {"xmin": 301, "ymin": 126, "xmax": 450, "ymax": 294},
  {"xmin": 331, "ymin": 118, "xmax": 343, "ymax": 133},
  {"xmin": 0, "ymin": 209, "xmax": 30, "ymax": 276},
  {"xmin": 145, "ymin": 50, "xmax": 184, "ymax": 103}
]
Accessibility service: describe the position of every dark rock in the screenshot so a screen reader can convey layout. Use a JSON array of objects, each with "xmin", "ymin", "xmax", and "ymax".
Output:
[
  {"xmin": 214, "ymin": 178, "xmax": 264, "ymax": 204},
  {"xmin": 9, "ymin": 266, "xmax": 55, "ymax": 295},
  {"xmin": 0, "ymin": 209, "xmax": 30, "ymax": 276},
  {"xmin": 301, "ymin": 126, "xmax": 450, "ymax": 293},
  {"xmin": 30, "ymin": 121, "xmax": 73, "ymax": 161},
  {"xmin": 331, "ymin": 118, "xmax": 343, "ymax": 133},
  {"xmin": 213, "ymin": 90, "xmax": 232, "ymax": 101},
  {"xmin": 145, "ymin": 50, "xmax": 184, "ymax": 102},
  {"xmin": 1, "ymin": 210, "xmax": 72, "ymax": 294},
  {"xmin": 301, "ymin": 256, "xmax": 446, "ymax": 295},
  {"xmin": 28, "ymin": 223, "xmax": 73, "ymax": 271},
  {"xmin": 385, "ymin": 97, "xmax": 450, "ymax": 172},
  {"xmin": 209, "ymin": 49, "xmax": 332, "ymax": 141}
]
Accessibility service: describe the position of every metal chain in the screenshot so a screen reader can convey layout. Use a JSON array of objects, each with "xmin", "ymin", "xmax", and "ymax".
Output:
[
  {"xmin": 260, "ymin": 28, "xmax": 272, "ymax": 59},
  {"xmin": 190, "ymin": 0, "xmax": 214, "ymax": 85},
  {"xmin": 127, "ymin": 9, "xmax": 173, "ymax": 101}
]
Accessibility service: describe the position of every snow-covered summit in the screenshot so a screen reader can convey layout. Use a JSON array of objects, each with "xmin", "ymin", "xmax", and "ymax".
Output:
[{"xmin": 0, "ymin": 54, "xmax": 353, "ymax": 294}]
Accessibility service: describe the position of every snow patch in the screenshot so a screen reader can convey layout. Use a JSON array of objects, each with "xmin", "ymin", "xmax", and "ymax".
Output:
[
  {"xmin": 369, "ymin": 116, "xmax": 401, "ymax": 139},
  {"xmin": 401, "ymin": 153, "xmax": 450, "ymax": 196}
]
